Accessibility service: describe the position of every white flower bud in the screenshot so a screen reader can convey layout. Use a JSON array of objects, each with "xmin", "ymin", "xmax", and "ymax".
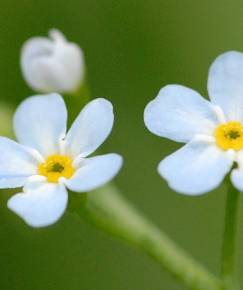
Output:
[{"xmin": 21, "ymin": 29, "xmax": 84, "ymax": 94}]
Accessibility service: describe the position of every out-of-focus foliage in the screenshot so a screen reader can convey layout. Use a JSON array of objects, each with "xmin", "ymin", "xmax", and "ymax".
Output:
[{"xmin": 1, "ymin": 1, "xmax": 243, "ymax": 289}]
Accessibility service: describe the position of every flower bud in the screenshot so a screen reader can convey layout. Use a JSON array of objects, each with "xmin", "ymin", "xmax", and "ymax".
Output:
[{"xmin": 21, "ymin": 29, "xmax": 84, "ymax": 94}]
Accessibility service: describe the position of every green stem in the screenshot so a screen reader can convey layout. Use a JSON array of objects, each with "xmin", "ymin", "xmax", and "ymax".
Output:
[
  {"xmin": 69, "ymin": 184, "xmax": 223, "ymax": 290},
  {"xmin": 221, "ymin": 180, "xmax": 240, "ymax": 289},
  {"xmin": 64, "ymin": 74, "xmax": 92, "ymax": 124}
]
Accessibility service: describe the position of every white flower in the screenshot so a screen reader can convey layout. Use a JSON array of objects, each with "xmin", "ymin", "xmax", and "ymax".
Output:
[
  {"xmin": 1, "ymin": 94, "xmax": 122, "ymax": 227},
  {"xmin": 21, "ymin": 29, "xmax": 84, "ymax": 94},
  {"xmin": 144, "ymin": 51, "xmax": 243, "ymax": 195}
]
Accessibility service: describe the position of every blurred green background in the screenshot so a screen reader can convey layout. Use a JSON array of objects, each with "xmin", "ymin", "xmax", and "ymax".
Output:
[{"xmin": 1, "ymin": 0, "xmax": 243, "ymax": 289}]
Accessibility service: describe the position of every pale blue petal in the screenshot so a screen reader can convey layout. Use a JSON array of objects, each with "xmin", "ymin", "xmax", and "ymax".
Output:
[
  {"xmin": 65, "ymin": 153, "xmax": 123, "ymax": 192},
  {"xmin": 208, "ymin": 51, "xmax": 243, "ymax": 121},
  {"xmin": 8, "ymin": 182, "xmax": 68, "ymax": 227},
  {"xmin": 14, "ymin": 94, "xmax": 67, "ymax": 157},
  {"xmin": 144, "ymin": 85, "xmax": 218, "ymax": 143},
  {"xmin": 64, "ymin": 98, "xmax": 114, "ymax": 158},
  {"xmin": 158, "ymin": 141, "xmax": 233, "ymax": 195}
]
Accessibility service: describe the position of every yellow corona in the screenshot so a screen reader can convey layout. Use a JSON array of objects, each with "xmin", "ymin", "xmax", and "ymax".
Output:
[
  {"xmin": 38, "ymin": 155, "xmax": 75, "ymax": 183},
  {"xmin": 215, "ymin": 121, "xmax": 243, "ymax": 151}
]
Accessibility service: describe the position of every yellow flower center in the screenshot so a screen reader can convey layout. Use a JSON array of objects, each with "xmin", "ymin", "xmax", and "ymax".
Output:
[
  {"xmin": 215, "ymin": 121, "xmax": 243, "ymax": 151},
  {"xmin": 38, "ymin": 155, "xmax": 75, "ymax": 183}
]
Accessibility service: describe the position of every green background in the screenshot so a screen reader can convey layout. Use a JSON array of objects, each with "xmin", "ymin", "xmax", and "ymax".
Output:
[{"xmin": 0, "ymin": 0, "xmax": 243, "ymax": 289}]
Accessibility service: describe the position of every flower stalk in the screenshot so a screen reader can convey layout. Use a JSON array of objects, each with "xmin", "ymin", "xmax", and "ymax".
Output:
[
  {"xmin": 221, "ymin": 178, "xmax": 240, "ymax": 290},
  {"xmin": 69, "ymin": 184, "xmax": 223, "ymax": 290},
  {"xmin": 66, "ymin": 78, "xmax": 223, "ymax": 290},
  {"xmin": 64, "ymin": 76, "xmax": 91, "ymax": 123}
]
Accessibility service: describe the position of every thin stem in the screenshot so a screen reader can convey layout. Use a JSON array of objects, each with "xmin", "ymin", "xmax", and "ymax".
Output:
[
  {"xmin": 64, "ymin": 74, "xmax": 92, "ymax": 124},
  {"xmin": 221, "ymin": 179, "xmax": 240, "ymax": 289},
  {"xmin": 69, "ymin": 184, "xmax": 223, "ymax": 290}
]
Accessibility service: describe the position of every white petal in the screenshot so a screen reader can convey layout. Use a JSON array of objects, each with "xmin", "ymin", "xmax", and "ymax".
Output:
[
  {"xmin": 21, "ymin": 36, "xmax": 55, "ymax": 92},
  {"xmin": 144, "ymin": 85, "xmax": 218, "ymax": 143},
  {"xmin": 14, "ymin": 94, "xmax": 67, "ymax": 157},
  {"xmin": 65, "ymin": 98, "xmax": 114, "ymax": 158},
  {"xmin": 8, "ymin": 182, "xmax": 68, "ymax": 228},
  {"xmin": 21, "ymin": 30, "xmax": 84, "ymax": 93},
  {"xmin": 158, "ymin": 141, "xmax": 233, "ymax": 195},
  {"xmin": 49, "ymin": 31, "xmax": 84, "ymax": 93},
  {"xmin": 208, "ymin": 51, "xmax": 243, "ymax": 121},
  {"xmin": 231, "ymin": 151, "xmax": 243, "ymax": 191},
  {"xmin": 64, "ymin": 153, "xmax": 123, "ymax": 192},
  {"xmin": 0, "ymin": 137, "xmax": 38, "ymax": 188}
]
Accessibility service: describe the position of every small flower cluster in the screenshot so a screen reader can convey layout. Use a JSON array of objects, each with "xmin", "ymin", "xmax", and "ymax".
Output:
[
  {"xmin": 1, "ymin": 28, "xmax": 243, "ymax": 228},
  {"xmin": 0, "ymin": 30, "xmax": 122, "ymax": 227}
]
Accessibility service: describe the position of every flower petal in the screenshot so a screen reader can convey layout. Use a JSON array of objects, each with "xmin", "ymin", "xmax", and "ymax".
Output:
[
  {"xmin": 65, "ymin": 98, "xmax": 114, "ymax": 157},
  {"xmin": 48, "ymin": 30, "xmax": 84, "ymax": 93},
  {"xmin": 158, "ymin": 141, "xmax": 233, "ymax": 195},
  {"xmin": 144, "ymin": 85, "xmax": 218, "ymax": 143},
  {"xmin": 64, "ymin": 153, "xmax": 123, "ymax": 192},
  {"xmin": 208, "ymin": 51, "xmax": 243, "ymax": 121},
  {"xmin": 0, "ymin": 137, "xmax": 39, "ymax": 188},
  {"xmin": 230, "ymin": 151, "xmax": 243, "ymax": 191},
  {"xmin": 14, "ymin": 94, "xmax": 67, "ymax": 157},
  {"xmin": 7, "ymin": 182, "xmax": 68, "ymax": 228},
  {"xmin": 21, "ymin": 36, "xmax": 55, "ymax": 92}
]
